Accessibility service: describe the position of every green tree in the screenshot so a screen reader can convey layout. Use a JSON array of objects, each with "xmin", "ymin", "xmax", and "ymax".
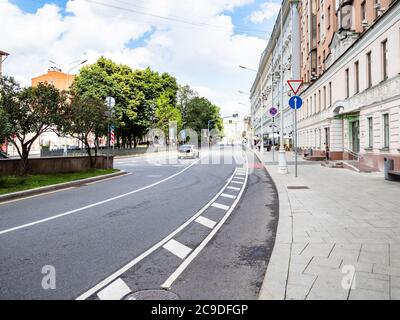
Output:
[
  {"xmin": 185, "ymin": 97, "xmax": 223, "ymax": 136},
  {"xmin": 0, "ymin": 76, "xmax": 67, "ymax": 174},
  {"xmin": 177, "ymin": 84, "xmax": 197, "ymax": 127},
  {"xmin": 155, "ymin": 92, "xmax": 182, "ymax": 139},
  {"xmin": 59, "ymin": 93, "xmax": 109, "ymax": 168}
]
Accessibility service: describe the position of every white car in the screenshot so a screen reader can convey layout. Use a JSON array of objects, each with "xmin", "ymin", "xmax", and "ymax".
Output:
[{"xmin": 178, "ymin": 145, "xmax": 200, "ymax": 159}]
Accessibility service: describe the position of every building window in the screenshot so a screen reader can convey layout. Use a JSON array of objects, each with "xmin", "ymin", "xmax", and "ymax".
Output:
[
  {"xmin": 382, "ymin": 39, "xmax": 388, "ymax": 80},
  {"xmin": 368, "ymin": 117, "xmax": 373, "ymax": 148},
  {"xmin": 345, "ymin": 68, "xmax": 350, "ymax": 98},
  {"xmin": 323, "ymin": 86, "xmax": 326, "ymax": 109},
  {"xmin": 318, "ymin": 90, "xmax": 321, "ymax": 113},
  {"xmin": 366, "ymin": 51, "xmax": 372, "ymax": 88},
  {"xmin": 314, "ymin": 93, "xmax": 317, "ymax": 114},
  {"xmin": 361, "ymin": 1, "xmax": 366, "ymax": 22},
  {"xmin": 327, "ymin": 6, "xmax": 331, "ymax": 29},
  {"xmin": 354, "ymin": 61, "xmax": 359, "ymax": 94},
  {"xmin": 383, "ymin": 114, "xmax": 390, "ymax": 148},
  {"xmin": 329, "ymin": 82, "xmax": 332, "ymax": 106},
  {"xmin": 374, "ymin": 0, "xmax": 380, "ymax": 19}
]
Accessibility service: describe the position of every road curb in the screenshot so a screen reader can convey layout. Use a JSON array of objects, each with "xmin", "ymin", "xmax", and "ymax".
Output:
[
  {"xmin": 248, "ymin": 147, "xmax": 292, "ymax": 300},
  {"xmin": 0, "ymin": 170, "xmax": 127, "ymax": 203}
]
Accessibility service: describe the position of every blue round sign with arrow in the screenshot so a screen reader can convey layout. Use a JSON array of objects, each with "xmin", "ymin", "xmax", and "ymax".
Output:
[{"xmin": 288, "ymin": 96, "xmax": 303, "ymax": 110}]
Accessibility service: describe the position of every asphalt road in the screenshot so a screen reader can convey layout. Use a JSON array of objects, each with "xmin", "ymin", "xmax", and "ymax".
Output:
[{"xmin": 0, "ymin": 145, "xmax": 278, "ymax": 300}]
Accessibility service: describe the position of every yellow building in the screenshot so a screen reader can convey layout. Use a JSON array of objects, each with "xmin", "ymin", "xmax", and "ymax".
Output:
[{"xmin": 31, "ymin": 68, "xmax": 75, "ymax": 91}]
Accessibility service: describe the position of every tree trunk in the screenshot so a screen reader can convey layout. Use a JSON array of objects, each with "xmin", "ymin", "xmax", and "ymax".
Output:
[
  {"xmin": 85, "ymin": 138, "xmax": 96, "ymax": 169},
  {"xmin": 20, "ymin": 144, "xmax": 30, "ymax": 176}
]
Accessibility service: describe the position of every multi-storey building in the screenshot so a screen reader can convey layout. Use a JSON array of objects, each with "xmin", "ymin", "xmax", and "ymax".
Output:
[
  {"xmin": 297, "ymin": 0, "xmax": 400, "ymax": 171},
  {"xmin": 250, "ymin": 0, "xmax": 301, "ymax": 150}
]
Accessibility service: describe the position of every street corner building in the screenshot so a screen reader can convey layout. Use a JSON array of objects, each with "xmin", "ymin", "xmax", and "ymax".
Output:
[{"xmin": 250, "ymin": 0, "xmax": 400, "ymax": 173}]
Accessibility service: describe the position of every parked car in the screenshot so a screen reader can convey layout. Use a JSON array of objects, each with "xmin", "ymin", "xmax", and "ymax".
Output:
[
  {"xmin": 0, "ymin": 151, "xmax": 9, "ymax": 159},
  {"xmin": 178, "ymin": 145, "xmax": 199, "ymax": 159}
]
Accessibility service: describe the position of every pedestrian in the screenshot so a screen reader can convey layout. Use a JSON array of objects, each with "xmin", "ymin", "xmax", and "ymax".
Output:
[{"xmin": 325, "ymin": 143, "xmax": 330, "ymax": 161}]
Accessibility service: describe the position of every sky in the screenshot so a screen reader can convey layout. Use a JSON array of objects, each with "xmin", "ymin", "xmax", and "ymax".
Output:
[{"xmin": 1, "ymin": 0, "xmax": 281, "ymax": 118}]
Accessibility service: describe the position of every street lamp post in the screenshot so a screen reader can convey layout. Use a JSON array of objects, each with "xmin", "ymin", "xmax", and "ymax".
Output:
[
  {"xmin": 49, "ymin": 59, "xmax": 88, "ymax": 89},
  {"xmin": 278, "ymin": 4, "xmax": 288, "ymax": 174}
]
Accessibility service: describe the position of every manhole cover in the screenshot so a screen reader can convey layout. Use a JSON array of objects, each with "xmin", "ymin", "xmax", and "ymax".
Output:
[
  {"xmin": 287, "ymin": 186, "xmax": 309, "ymax": 190},
  {"xmin": 124, "ymin": 289, "xmax": 180, "ymax": 300}
]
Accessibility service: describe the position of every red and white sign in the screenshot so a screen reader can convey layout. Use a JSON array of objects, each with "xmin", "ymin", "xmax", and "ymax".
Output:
[
  {"xmin": 110, "ymin": 128, "xmax": 115, "ymax": 146},
  {"xmin": 287, "ymin": 80, "xmax": 304, "ymax": 95}
]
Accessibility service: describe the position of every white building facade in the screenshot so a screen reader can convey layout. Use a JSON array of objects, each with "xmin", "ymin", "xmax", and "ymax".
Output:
[
  {"xmin": 298, "ymin": 0, "xmax": 400, "ymax": 171},
  {"xmin": 250, "ymin": 0, "xmax": 301, "ymax": 150}
]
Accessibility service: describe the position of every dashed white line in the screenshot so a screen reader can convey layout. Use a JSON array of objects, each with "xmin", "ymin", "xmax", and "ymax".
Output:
[
  {"xmin": 97, "ymin": 278, "xmax": 131, "ymax": 300},
  {"xmin": 211, "ymin": 202, "xmax": 230, "ymax": 211},
  {"xmin": 195, "ymin": 216, "xmax": 217, "ymax": 229},
  {"xmin": 161, "ymin": 154, "xmax": 249, "ymax": 289},
  {"xmin": 163, "ymin": 239, "xmax": 192, "ymax": 259},
  {"xmin": 234, "ymin": 177, "xmax": 245, "ymax": 180},
  {"xmin": 76, "ymin": 166, "xmax": 240, "ymax": 300},
  {"xmin": 231, "ymin": 180, "xmax": 244, "ymax": 185},
  {"xmin": 226, "ymin": 186, "xmax": 240, "ymax": 191},
  {"xmin": 220, "ymin": 193, "xmax": 236, "ymax": 199}
]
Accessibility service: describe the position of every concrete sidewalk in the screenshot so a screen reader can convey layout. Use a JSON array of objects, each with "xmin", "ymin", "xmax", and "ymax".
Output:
[{"xmin": 254, "ymin": 149, "xmax": 400, "ymax": 300}]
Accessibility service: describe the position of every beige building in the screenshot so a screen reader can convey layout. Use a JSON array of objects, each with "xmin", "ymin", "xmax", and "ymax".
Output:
[
  {"xmin": 298, "ymin": 0, "xmax": 400, "ymax": 172},
  {"xmin": 300, "ymin": 0, "xmax": 395, "ymax": 84}
]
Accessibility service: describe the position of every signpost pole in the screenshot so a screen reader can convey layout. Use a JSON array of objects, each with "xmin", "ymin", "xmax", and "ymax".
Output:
[
  {"xmin": 294, "ymin": 106, "xmax": 298, "ymax": 178},
  {"xmin": 272, "ymin": 117, "xmax": 275, "ymax": 162}
]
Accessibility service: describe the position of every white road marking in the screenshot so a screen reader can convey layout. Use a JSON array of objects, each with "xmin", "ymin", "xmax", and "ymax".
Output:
[
  {"xmin": 236, "ymin": 173, "xmax": 246, "ymax": 176},
  {"xmin": 161, "ymin": 152, "xmax": 249, "ymax": 289},
  {"xmin": 163, "ymin": 239, "xmax": 192, "ymax": 259},
  {"xmin": 76, "ymin": 166, "xmax": 240, "ymax": 300},
  {"xmin": 0, "ymin": 159, "xmax": 200, "ymax": 236},
  {"xmin": 211, "ymin": 202, "xmax": 230, "ymax": 211},
  {"xmin": 226, "ymin": 186, "xmax": 240, "ymax": 191},
  {"xmin": 0, "ymin": 187, "xmax": 77, "ymax": 206},
  {"xmin": 96, "ymin": 278, "xmax": 131, "ymax": 300},
  {"xmin": 231, "ymin": 180, "xmax": 244, "ymax": 185},
  {"xmin": 234, "ymin": 177, "xmax": 245, "ymax": 180},
  {"xmin": 220, "ymin": 193, "xmax": 236, "ymax": 199},
  {"xmin": 195, "ymin": 216, "xmax": 216, "ymax": 229}
]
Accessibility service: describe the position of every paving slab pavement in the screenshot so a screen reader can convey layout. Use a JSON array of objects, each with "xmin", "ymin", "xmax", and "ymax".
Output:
[{"xmin": 253, "ymin": 149, "xmax": 400, "ymax": 300}]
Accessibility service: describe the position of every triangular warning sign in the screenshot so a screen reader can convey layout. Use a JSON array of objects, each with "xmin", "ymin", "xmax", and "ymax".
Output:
[{"xmin": 287, "ymin": 80, "xmax": 303, "ymax": 95}]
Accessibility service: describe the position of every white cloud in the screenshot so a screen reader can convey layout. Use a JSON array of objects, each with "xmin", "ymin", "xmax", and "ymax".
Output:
[
  {"xmin": 249, "ymin": 1, "xmax": 281, "ymax": 24},
  {"xmin": 0, "ymin": 0, "xmax": 266, "ymax": 118}
]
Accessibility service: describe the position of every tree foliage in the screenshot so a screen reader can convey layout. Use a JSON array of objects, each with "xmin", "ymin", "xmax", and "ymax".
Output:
[{"xmin": 0, "ymin": 76, "xmax": 67, "ymax": 174}]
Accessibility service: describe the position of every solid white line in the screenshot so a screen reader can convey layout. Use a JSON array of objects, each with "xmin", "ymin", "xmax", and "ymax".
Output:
[
  {"xmin": 195, "ymin": 216, "xmax": 216, "ymax": 229},
  {"xmin": 231, "ymin": 180, "xmax": 244, "ymax": 185},
  {"xmin": 75, "ymin": 167, "xmax": 239, "ymax": 300},
  {"xmin": 220, "ymin": 193, "xmax": 236, "ymax": 199},
  {"xmin": 0, "ymin": 187, "xmax": 77, "ymax": 206},
  {"xmin": 226, "ymin": 186, "xmax": 240, "ymax": 191},
  {"xmin": 211, "ymin": 202, "xmax": 229, "ymax": 211},
  {"xmin": 0, "ymin": 159, "xmax": 200, "ymax": 236},
  {"xmin": 161, "ymin": 153, "xmax": 249, "ymax": 289},
  {"xmin": 96, "ymin": 278, "xmax": 131, "ymax": 300},
  {"xmin": 163, "ymin": 239, "xmax": 192, "ymax": 259}
]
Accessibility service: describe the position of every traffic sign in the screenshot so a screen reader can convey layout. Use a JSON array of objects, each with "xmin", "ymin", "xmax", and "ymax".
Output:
[
  {"xmin": 287, "ymin": 80, "xmax": 303, "ymax": 95},
  {"xmin": 105, "ymin": 96, "xmax": 116, "ymax": 108},
  {"xmin": 289, "ymin": 96, "xmax": 303, "ymax": 110},
  {"xmin": 269, "ymin": 106, "xmax": 278, "ymax": 117}
]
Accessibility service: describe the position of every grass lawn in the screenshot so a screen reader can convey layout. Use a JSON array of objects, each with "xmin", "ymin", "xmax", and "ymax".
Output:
[{"xmin": 0, "ymin": 169, "xmax": 119, "ymax": 195}]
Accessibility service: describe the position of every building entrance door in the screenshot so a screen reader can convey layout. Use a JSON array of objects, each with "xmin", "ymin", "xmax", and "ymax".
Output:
[{"xmin": 351, "ymin": 120, "xmax": 360, "ymax": 153}]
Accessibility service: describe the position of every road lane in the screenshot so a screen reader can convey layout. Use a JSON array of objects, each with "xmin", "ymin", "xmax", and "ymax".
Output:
[{"xmin": 0, "ymin": 147, "xmax": 243, "ymax": 299}]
